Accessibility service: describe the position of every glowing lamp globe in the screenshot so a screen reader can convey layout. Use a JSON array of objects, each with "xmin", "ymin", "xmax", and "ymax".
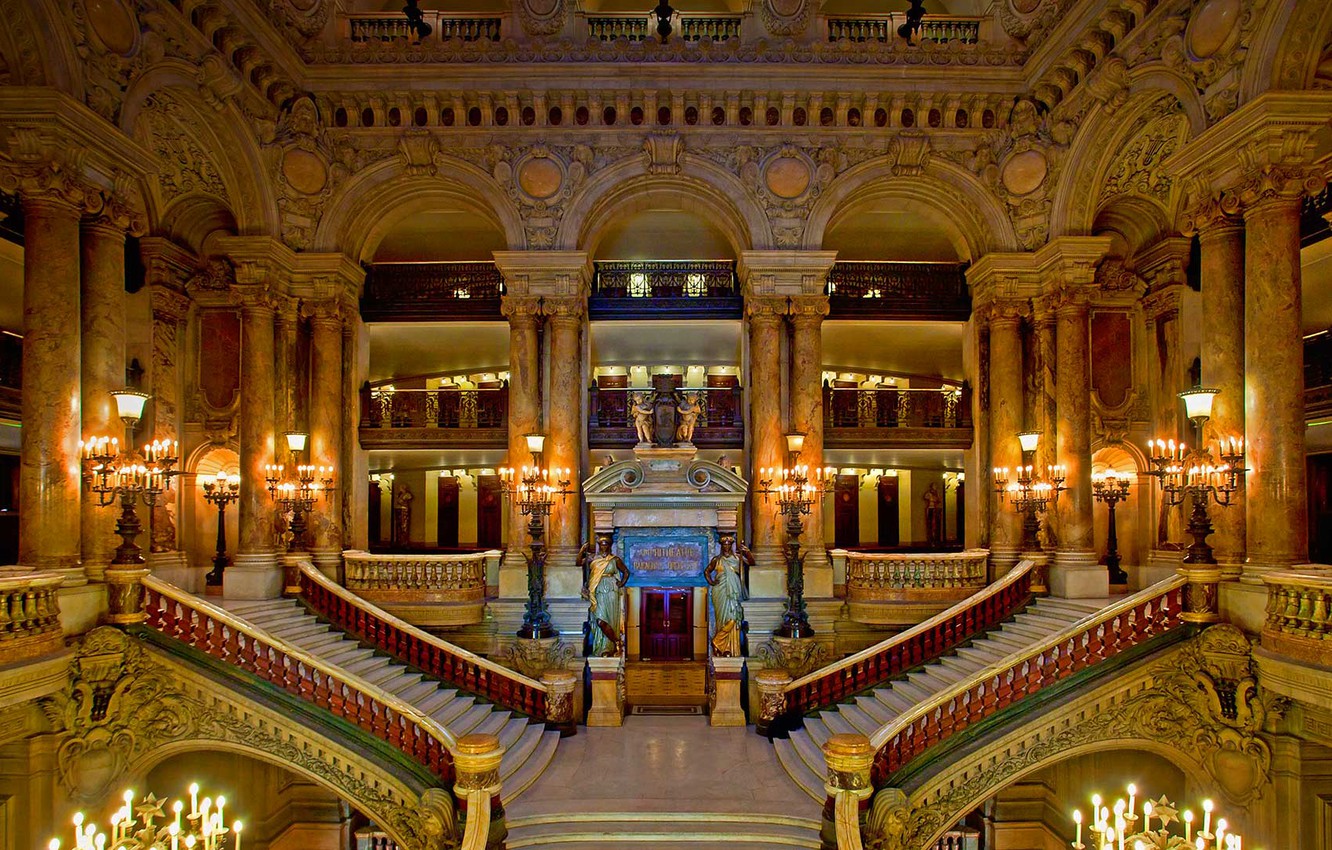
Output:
[
  {"xmin": 110, "ymin": 390, "xmax": 151, "ymax": 424},
  {"xmin": 1016, "ymin": 431, "xmax": 1041, "ymax": 454},
  {"xmin": 1178, "ymin": 386, "xmax": 1219, "ymax": 422}
]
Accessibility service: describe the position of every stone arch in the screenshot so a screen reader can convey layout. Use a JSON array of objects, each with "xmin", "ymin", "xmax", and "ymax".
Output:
[
  {"xmin": 1094, "ymin": 194, "xmax": 1175, "ymax": 260},
  {"xmin": 1051, "ymin": 83, "xmax": 1200, "ymax": 240},
  {"xmin": 158, "ymin": 195, "xmax": 239, "ymax": 256},
  {"xmin": 804, "ymin": 160, "xmax": 1019, "ymax": 259},
  {"xmin": 183, "ymin": 443, "xmax": 240, "ymax": 577},
  {"xmin": 1244, "ymin": 0, "xmax": 1328, "ymax": 97},
  {"xmin": 0, "ymin": 0, "xmax": 80, "ymax": 93},
  {"xmin": 559, "ymin": 155, "xmax": 771, "ymax": 254},
  {"xmin": 120, "ymin": 62, "xmax": 278, "ymax": 237},
  {"xmin": 313, "ymin": 158, "xmax": 524, "ymax": 261}
]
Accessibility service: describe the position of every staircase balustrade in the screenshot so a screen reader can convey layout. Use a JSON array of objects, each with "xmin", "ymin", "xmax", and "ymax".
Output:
[
  {"xmin": 868, "ymin": 575, "xmax": 1188, "ymax": 785},
  {"xmin": 0, "ymin": 568, "xmax": 64, "ymax": 664},
  {"xmin": 1262, "ymin": 569, "xmax": 1332, "ymax": 665},
  {"xmin": 140, "ymin": 575, "xmax": 457, "ymax": 782},
  {"xmin": 296, "ymin": 561, "xmax": 553, "ymax": 722},
  {"xmin": 844, "ymin": 550, "xmax": 989, "ymax": 625},
  {"xmin": 825, "ymin": 14, "xmax": 982, "ymax": 43},
  {"xmin": 343, "ymin": 550, "xmax": 495, "ymax": 628},
  {"xmin": 784, "ymin": 560, "xmax": 1036, "ymax": 718}
]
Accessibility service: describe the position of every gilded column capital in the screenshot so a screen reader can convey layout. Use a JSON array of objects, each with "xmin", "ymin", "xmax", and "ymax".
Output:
[
  {"xmin": 984, "ymin": 297, "xmax": 1029, "ymax": 326},
  {"xmin": 788, "ymin": 295, "xmax": 830, "ymax": 326},
  {"xmin": 1232, "ymin": 161, "xmax": 1327, "ymax": 214},
  {"xmin": 1179, "ymin": 179, "xmax": 1243, "ymax": 237},
  {"xmin": 1049, "ymin": 284, "xmax": 1091, "ymax": 317},
  {"xmin": 1140, "ymin": 286, "xmax": 1182, "ymax": 323},
  {"xmin": 746, "ymin": 295, "xmax": 788, "ymax": 326},
  {"xmin": 1030, "ymin": 294, "xmax": 1058, "ymax": 326},
  {"xmin": 501, "ymin": 295, "xmax": 543, "ymax": 327},
  {"xmin": 542, "ymin": 295, "xmax": 585, "ymax": 326},
  {"xmin": 301, "ymin": 297, "xmax": 345, "ymax": 329},
  {"xmin": 235, "ymin": 285, "xmax": 282, "ymax": 316},
  {"xmin": 149, "ymin": 284, "xmax": 192, "ymax": 324},
  {"xmin": 0, "ymin": 158, "xmax": 102, "ymax": 215}
]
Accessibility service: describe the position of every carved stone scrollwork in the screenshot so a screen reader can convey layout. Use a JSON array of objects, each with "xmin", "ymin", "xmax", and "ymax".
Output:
[
  {"xmin": 517, "ymin": 0, "xmax": 567, "ymax": 37},
  {"xmin": 497, "ymin": 636, "xmax": 575, "ymax": 679},
  {"xmin": 760, "ymin": 0, "xmax": 813, "ymax": 37},
  {"xmin": 755, "ymin": 636, "xmax": 829, "ymax": 678}
]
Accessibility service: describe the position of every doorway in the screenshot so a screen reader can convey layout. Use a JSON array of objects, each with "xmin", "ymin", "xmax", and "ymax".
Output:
[
  {"xmin": 640, "ymin": 589, "xmax": 692, "ymax": 661},
  {"xmin": 877, "ymin": 475, "xmax": 900, "ymax": 546}
]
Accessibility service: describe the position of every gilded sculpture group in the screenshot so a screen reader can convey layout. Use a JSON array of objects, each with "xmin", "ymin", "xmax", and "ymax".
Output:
[{"xmin": 577, "ymin": 532, "xmax": 754, "ymax": 658}]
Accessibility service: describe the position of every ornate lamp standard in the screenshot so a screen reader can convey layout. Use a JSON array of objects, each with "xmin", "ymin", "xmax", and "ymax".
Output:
[
  {"xmin": 265, "ymin": 431, "xmax": 334, "ymax": 552},
  {"xmin": 80, "ymin": 389, "xmax": 180, "ymax": 566},
  {"xmin": 50, "ymin": 782, "xmax": 242, "ymax": 850},
  {"xmin": 993, "ymin": 430, "xmax": 1066, "ymax": 553},
  {"xmin": 757, "ymin": 433, "xmax": 833, "ymax": 639},
  {"xmin": 202, "ymin": 470, "xmax": 241, "ymax": 587},
  {"xmin": 1091, "ymin": 470, "xmax": 1131, "ymax": 585},
  {"xmin": 499, "ymin": 433, "xmax": 574, "ymax": 640}
]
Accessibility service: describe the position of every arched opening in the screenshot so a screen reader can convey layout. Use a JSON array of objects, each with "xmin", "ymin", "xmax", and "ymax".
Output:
[
  {"xmin": 1091, "ymin": 444, "xmax": 1144, "ymax": 578},
  {"xmin": 186, "ymin": 446, "xmax": 240, "ymax": 583}
]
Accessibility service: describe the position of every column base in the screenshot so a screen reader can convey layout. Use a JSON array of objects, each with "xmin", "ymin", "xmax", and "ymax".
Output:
[
  {"xmin": 989, "ymin": 546, "xmax": 1021, "ymax": 580},
  {"xmin": 147, "ymin": 550, "xmax": 194, "ymax": 591},
  {"xmin": 225, "ymin": 551, "xmax": 282, "ymax": 600},
  {"xmin": 586, "ymin": 656, "xmax": 625, "ymax": 727},
  {"xmin": 311, "ymin": 548, "xmax": 344, "ymax": 584},
  {"xmin": 709, "ymin": 656, "xmax": 747, "ymax": 727},
  {"xmin": 1050, "ymin": 549, "xmax": 1109, "ymax": 599}
]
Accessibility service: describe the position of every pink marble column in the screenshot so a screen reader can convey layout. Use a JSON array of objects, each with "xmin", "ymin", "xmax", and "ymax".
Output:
[
  {"xmin": 1243, "ymin": 192, "xmax": 1308, "ymax": 571},
  {"xmin": 986, "ymin": 302, "xmax": 1025, "ymax": 575},
  {"xmin": 308, "ymin": 301, "xmax": 344, "ymax": 560},
  {"xmin": 79, "ymin": 216, "xmax": 125, "ymax": 582},
  {"xmin": 19, "ymin": 197, "xmax": 83, "ymax": 580},
  {"xmin": 965, "ymin": 313, "xmax": 989, "ymax": 550},
  {"xmin": 1053, "ymin": 289, "xmax": 1103, "ymax": 595},
  {"xmin": 544, "ymin": 296, "xmax": 584, "ymax": 554},
  {"xmin": 1196, "ymin": 211, "xmax": 1246, "ymax": 577},
  {"xmin": 502, "ymin": 296, "xmax": 542, "ymax": 554},
  {"xmin": 232, "ymin": 293, "xmax": 279, "ymax": 593},
  {"xmin": 747, "ymin": 296, "xmax": 787, "ymax": 559},
  {"xmin": 1145, "ymin": 292, "xmax": 1187, "ymax": 554},
  {"xmin": 147, "ymin": 285, "xmax": 190, "ymax": 563},
  {"xmin": 341, "ymin": 309, "xmax": 369, "ymax": 550},
  {"xmin": 1031, "ymin": 298, "xmax": 1059, "ymax": 546},
  {"xmin": 789, "ymin": 295, "xmax": 829, "ymax": 563}
]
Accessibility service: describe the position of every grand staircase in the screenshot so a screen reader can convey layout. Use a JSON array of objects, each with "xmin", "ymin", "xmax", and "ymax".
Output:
[
  {"xmin": 224, "ymin": 597, "xmax": 560, "ymax": 804},
  {"xmin": 775, "ymin": 595, "xmax": 1106, "ymax": 800},
  {"xmin": 506, "ymin": 812, "xmax": 823, "ymax": 849}
]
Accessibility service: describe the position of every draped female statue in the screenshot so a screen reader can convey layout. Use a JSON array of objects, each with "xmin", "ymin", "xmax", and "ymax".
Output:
[
  {"xmin": 704, "ymin": 534, "xmax": 753, "ymax": 657},
  {"xmin": 579, "ymin": 534, "xmax": 629, "ymax": 657}
]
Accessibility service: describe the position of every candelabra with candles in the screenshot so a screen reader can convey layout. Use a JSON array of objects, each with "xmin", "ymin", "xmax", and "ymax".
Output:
[
  {"xmin": 202, "ymin": 470, "xmax": 241, "ymax": 587},
  {"xmin": 51, "ymin": 783, "xmax": 242, "ymax": 850},
  {"xmin": 1070, "ymin": 784, "xmax": 1244, "ymax": 850},
  {"xmin": 992, "ymin": 431, "xmax": 1066, "ymax": 553},
  {"xmin": 499, "ymin": 433, "xmax": 574, "ymax": 640},
  {"xmin": 265, "ymin": 432, "xmax": 334, "ymax": 552},
  {"xmin": 1091, "ymin": 470, "xmax": 1132, "ymax": 585},
  {"xmin": 80, "ymin": 390, "xmax": 180, "ymax": 566},
  {"xmin": 1146, "ymin": 386, "xmax": 1246, "ymax": 566},
  {"xmin": 756, "ymin": 433, "xmax": 834, "ymax": 639}
]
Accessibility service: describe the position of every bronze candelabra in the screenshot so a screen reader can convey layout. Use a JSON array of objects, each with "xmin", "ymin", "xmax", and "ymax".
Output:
[
  {"xmin": 756, "ymin": 433, "xmax": 833, "ymax": 639},
  {"xmin": 499, "ymin": 433, "xmax": 575, "ymax": 640}
]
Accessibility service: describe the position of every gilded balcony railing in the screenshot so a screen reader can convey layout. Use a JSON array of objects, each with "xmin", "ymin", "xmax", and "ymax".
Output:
[
  {"xmin": 296, "ymin": 561, "xmax": 556, "ymax": 723},
  {"xmin": 585, "ymin": 15, "xmax": 742, "ymax": 42},
  {"xmin": 343, "ymin": 550, "xmax": 498, "ymax": 628},
  {"xmin": 781, "ymin": 560, "xmax": 1037, "ymax": 720},
  {"xmin": 826, "ymin": 261, "xmax": 971, "ymax": 320},
  {"xmin": 588, "ymin": 383, "xmax": 744, "ymax": 448},
  {"xmin": 361, "ymin": 261, "xmax": 504, "ymax": 321},
  {"xmin": 140, "ymin": 574, "xmax": 457, "ymax": 782},
  {"xmin": 1262, "ymin": 570, "xmax": 1332, "ymax": 666},
  {"xmin": 868, "ymin": 575, "xmax": 1188, "ymax": 785},
  {"xmin": 589, "ymin": 260, "xmax": 742, "ymax": 319},
  {"xmin": 345, "ymin": 12, "xmax": 503, "ymax": 42},
  {"xmin": 0, "ymin": 568, "xmax": 64, "ymax": 664},
  {"xmin": 843, "ymin": 550, "xmax": 989, "ymax": 625},
  {"xmin": 823, "ymin": 385, "xmax": 972, "ymax": 448},
  {"xmin": 825, "ymin": 14, "xmax": 982, "ymax": 44},
  {"xmin": 362, "ymin": 385, "xmax": 508, "ymax": 430}
]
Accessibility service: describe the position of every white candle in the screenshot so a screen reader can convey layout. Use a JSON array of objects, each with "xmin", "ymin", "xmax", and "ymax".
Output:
[
  {"xmin": 1142, "ymin": 801, "xmax": 1152, "ymax": 833},
  {"xmin": 1073, "ymin": 810, "xmax": 1082, "ymax": 847},
  {"xmin": 234, "ymin": 822, "xmax": 242, "ymax": 850},
  {"xmin": 1184, "ymin": 811, "xmax": 1193, "ymax": 842},
  {"xmin": 189, "ymin": 783, "xmax": 199, "ymax": 817},
  {"xmin": 1126, "ymin": 785, "xmax": 1136, "ymax": 820},
  {"xmin": 1203, "ymin": 800, "xmax": 1213, "ymax": 837}
]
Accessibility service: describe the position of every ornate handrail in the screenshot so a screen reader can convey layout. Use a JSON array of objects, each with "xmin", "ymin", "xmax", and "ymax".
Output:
[
  {"xmin": 362, "ymin": 385, "xmax": 508, "ymax": 430},
  {"xmin": 868, "ymin": 574, "xmax": 1188, "ymax": 784},
  {"xmin": 0, "ymin": 568, "xmax": 65, "ymax": 663},
  {"xmin": 845, "ymin": 550, "xmax": 988, "ymax": 591},
  {"xmin": 361, "ymin": 262, "xmax": 504, "ymax": 321},
  {"xmin": 824, "ymin": 385, "xmax": 971, "ymax": 431},
  {"xmin": 784, "ymin": 560, "xmax": 1035, "ymax": 715},
  {"xmin": 826, "ymin": 261, "xmax": 971, "ymax": 320},
  {"xmin": 297, "ymin": 561, "xmax": 550, "ymax": 720},
  {"xmin": 344, "ymin": 550, "xmax": 494, "ymax": 592},
  {"xmin": 140, "ymin": 574, "xmax": 457, "ymax": 782},
  {"xmin": 1262, "ymin": 569, "xmax": 1332, "ymax": 665}
]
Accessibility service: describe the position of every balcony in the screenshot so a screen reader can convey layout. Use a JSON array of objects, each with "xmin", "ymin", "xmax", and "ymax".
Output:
[
  {"xmin": 826, "ymin": 262, "xmax": 971, "ymax": 321},
  {"xmin": 342, "ymin": 550, "xmax": 498, "ymax": 628},
  {"xmin": 359, "ymin": 385, "xmax": 508, "ymax": 450},
  {"xmin": 344, "ymin": 12, "xmax": 504, "ymax": 42},
  {"xmin": 589, "ymin": 261, "xmax": 742, "ymax": 320},
  {"xmin": 823, "ymin": 385, "xmax": 972, "ymax": 449},
  {"xmin": 825, "ymin": 14, "xmax": 983, "ymax": 44},
  {"xmin": 833, "ymin": 549, "xmax": 989, "ymax": 626},
  {"xmin": 589, "ymin": 384, "xmax": 744, "ymax": 448},
  {"xmin": 1308, "ymin": 330, "xmax": 1332, "ymax": 421},
  {"xmin": 584, "ymin": 14, "xmax": 743, "ymax": 42},
  {"xmin": 361, "ymin": 261, "xmax": 504, "ymax": 322}
]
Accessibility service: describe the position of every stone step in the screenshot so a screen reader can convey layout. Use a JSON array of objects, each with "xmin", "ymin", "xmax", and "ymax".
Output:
[
  {"xmin": 789, "ymin": 723, "xmax": 827, "ymax": 777},
  {"xmin": 833, "ymin": 702, "xmax": 880, "ymax": 737},
  {"xmin": 506, "ymin": 812, "xmax": 822, "ymax": 849},
  {"xmin": 773, "ymin": 735, "xmax": 825, "ymax": 803},
  {"xmin": 502, "ymin": 727, "xmax": 558, "ymax": 802}
]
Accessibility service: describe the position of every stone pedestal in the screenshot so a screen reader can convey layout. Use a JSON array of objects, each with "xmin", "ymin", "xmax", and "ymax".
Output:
[
  {"xmin": 586, "ymin": 656, "xmax": 625, "ymax": 727},
  {"xmin": 541, "ymin": 669, "xmax": 578, "ymax": 737},
  {"xmin": 762, "ymin": 635, "xmax": 828, "ymax": 678},
  {"xmin": 753, "ymin": 667, "xmax": 792, "ymax": 738},
  {"xmin": 503, "ymin": 636, "xmax": 574, "ymax": 679},
  {"xmin": 224, "ymin": 551, "xmax": 285, "ymax": 600},
  {"xmin": 708, "ymin": 656, "xmax": 746, "ymax": 727},
  {"xmin": 1049, "ymin": 550, "xmax": 1108, "ymax": 599}
]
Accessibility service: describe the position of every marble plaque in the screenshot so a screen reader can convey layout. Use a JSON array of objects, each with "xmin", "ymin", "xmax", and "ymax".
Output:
[{"xmin": 621, "ymin": 530, "xmax": 711, "ymax": 587}]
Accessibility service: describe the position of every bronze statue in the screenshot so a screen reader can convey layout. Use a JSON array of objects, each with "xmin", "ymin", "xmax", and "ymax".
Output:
[
  {"xmin": 392, "ymin": 483, "xmax": 413, "ymax": 545},
  {"xmin": 924, "ymin": 482, "xmax": 944, "ymax": 547},
  {"xmin": 631, "ymin": 392, "xmax": 655, "ymax": 445},
  {"xmin": 705, "ymin": 533, "xmax": 753, "ymax": 657},
  {"xmin": 676, "ymin": 392, "xmax": 701, "ymax": 444},
  {"xmin": 578, "ymin": 534, "xmax": 629, "ymax": 657}
]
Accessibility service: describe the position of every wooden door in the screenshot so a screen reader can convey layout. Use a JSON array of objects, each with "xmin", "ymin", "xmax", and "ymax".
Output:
[
  {"xmin": 437, "ymin": 476, "xmax": 460, "ymax": 548},
  {"xmin": 368, "ymin": 480, "xmax": 382, "ymax": 545},
  {"xmin": 877, "ymin": 475, "xmax": 900, "ymax": 547},
  {"xmin": 834, "ymin": 474, "xmax": 860, "ymax": 548},
  {"xmin": 476, "ymin": 474, "xmax": 502, "ymax": 549},
  {"xmin": 641, "ymin": 590, "xmax": 692, "ymax": 662}
]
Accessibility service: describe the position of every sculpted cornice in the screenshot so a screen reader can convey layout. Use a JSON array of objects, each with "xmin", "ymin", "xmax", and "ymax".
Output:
[
  {"xmin": 492, "ymin": 251, "xmax": 592, "ymax": 298},
  {"xmin": 738, "ymin": 250, "xmax": 838, "ymax": 298},
  {"xmin": 288, "ymin": 251, "xmax": 365, "ymax": 303}
]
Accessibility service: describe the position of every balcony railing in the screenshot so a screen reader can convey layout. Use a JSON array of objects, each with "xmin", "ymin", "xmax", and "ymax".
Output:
[
  {"xmin": 343, "ymin": 550, "xmax": 499, "ymax": 628},
  {"xmin": 823, "ymin": 385, "xmax": 972, "ymax": 448},
  {"xmin": 0, "ymin": 568, "xmax": 64, "ymax": 664},
  {"xmin": 1308, "ymin": 331, "xmax": 1332, "ymax": 420},
  {"xmin": 826, "ymin": 14, "xmax": 982, "ymax": 43},
  {"xmin": 589, "ymin": 261, "xmax": 742, "ymax": 319},
  {"xmin": 344, "ymin": 12, "xmax": 503, "ymax": 42},
  {"xmin": 360, "ymin": 385, "xmax": 508, "ymax": 450},
  {"xmin": 585, "ymin": 14, "xmax": 743, "ymax": 42},
  {"xmin": 826, "ymin": 262, "xmax": 971, "ymax": 320},
  {"xmin": 840, "ymin": 550, "xmax": 989, "ymax": 626},
  {"xmin": 361, "ymin": 262, "xmax": 504, "ymax": 322},
  {"xmin": 588, "ymin": 384, "xmax": 744, "ymax": 448},
  {"xmin": 1262, "ymin": 570, "xmax": 1332, "ymax": 666}
]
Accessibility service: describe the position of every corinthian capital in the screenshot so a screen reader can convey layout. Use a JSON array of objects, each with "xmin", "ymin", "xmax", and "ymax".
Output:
[
  {"xmin": 1233, "ymin": 161, "xmax": 1327, "ymax": 212},
  {"xmin": 745, "ymin": 295, "xmax": 788, "ymax": 324},
  {"xmin": 788, "ymin": 295, "xmax": 830, "ymax": 324},
  {"xmin": 542, "ymin": 295, "xmax": 585, "ymax": 324},
  {"xmin": 501, "ymin": 295, "xmax": 542, "ymax": 326}
]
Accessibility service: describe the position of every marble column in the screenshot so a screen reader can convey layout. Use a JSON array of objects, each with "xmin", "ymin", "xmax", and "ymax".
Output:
[
  {"xmin": 19, "ymin": 197, "xmax": 83, "ymax": 581},
  {"xmin": 1242, "ymin": 188, "xmax": 1309, "ymax": 572},
  {"xmin": 543, "ymin": 296, "xmax": 585, "ymax": 596},
  {"xmin": 1052, "ymin": 289, "xmax": 1105, "ymax": 597},
  {"xmin": 788, "ymin": 295, "xmax": 831, "ymax": 597},
  {"xmin": 986, "ymin": 302, "xmax": 1025, "ymax": 576},
  {"xmin": 1142, "ymin": 293, "xmax": 1187, "ymax": 564},
  {"xmin": 274, "ymin": 299, "xmax": 298, "ymax": 434},
  {"xmin": 230, "ymin": 293, "xmax": 279, "ymax": 598},
  {"xmin": 146, "ymin": 286, "xmax": 190, "ymax": 567},
  {"xmin": 79, "ymin": 215, "xmax": 125, "ymax": 582},
  {"xmin": 1031, "ymin": 297, "xmax": 1059, "ymax": 547},
  {"xmin": 1196, "ymin": 209, "xmax": 1246, "ymax": 578},
  {"xmin": 500, "ymin": 296, "xmax": 543, "ymax": 576},
  {"xmin": 747, "ymin": 296, "xmax": 788, "ymax": 596},
  {"xmin": 341, "ymin": 308, "xmax": 369, "ymax": 551},
  {"xmin": 308, "ymin": 301, "xmax": 344, "ymax": 573},
  {"xmin": 964, "ymin": 313, "xmax": 989, "ymax": 550}
]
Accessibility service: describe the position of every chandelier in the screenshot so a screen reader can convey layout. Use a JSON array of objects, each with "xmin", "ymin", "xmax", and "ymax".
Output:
[
  {"xmin": 498, "ymin": 433, "xmax": 575, "ymax": 639},
  {"xmin": 265, "ymin": 431, "xmax": 334, "ymax": 551},
  {"xmin": 755, "ymin": 433, "xmax": 834, "ymax": 638},
  {"xmin": 1072, "ymin": 784, "xmax": 1243, "ymax": 849},
  {"xmin": 993, "ymin": 430, "xmax": 1065, "ymax": 551},
  {"xmin": 51, "ymin": 783, "xmax": 242, "ymax": 850}
]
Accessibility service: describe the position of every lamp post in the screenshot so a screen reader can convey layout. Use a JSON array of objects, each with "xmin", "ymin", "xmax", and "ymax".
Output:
[
  {"xmin": 265, "ymin": 431, "xmax": 334, "ymax": 552},
  {"xmin": 202, "ymin": 470, "xmax": 241, "ymax": 587},
  {"xmin": 499, "ymin": 433, "xmax": 574, "ymax": 640},
  {"xmin": 80, "ymin": 389, "xmax": 180, "ymax": 566},
  {"xmin": 1091, "ymin": 470, "xmax": 1131, "ymax": 585},
  {"xmin": 993, "ymin": 430, "xmax": 1066, "ymax": 553},
  {"xmin": 757, "ymin": 433, "xmax": 833, "ymax": 639}
]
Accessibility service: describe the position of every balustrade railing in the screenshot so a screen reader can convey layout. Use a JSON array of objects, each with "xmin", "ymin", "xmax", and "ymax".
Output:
[
  {"xmin": 844, "ymin": 550, "xmax": 989, "ymax": 625},
  {"xmin": 869, "ymin": 575, "xmax": 1188, "ymax": 785},
  {"xmin": 361, "ymin": 262, "xmax": 504, "ymax": 321},
  {"xmin": 826, "ymin": 262, "xmax": 971, "ymax": 320},
  {"xmin": 361, "ymin": 385, "xmax": 508, "ymax": 431},
  {"xmin": 933, "ymin": 829, "xmax": 981, "ymax": 850},
  {"xmin": 1262, "ymin": 570, "xmax": 1332, "ymax": 666},
  {"xmin": 824, "ymin": 386, "xmax": 971, "ymax": 432},
  {"xmin": 588, "ymin": 383, "xmax": 744, "ymax": 447},
  {"xmin": 345, "ymin": 12, "xmax": 503, "ymax": 42},
  {"xmin": 825, "ymin": 14, "xmax": 982, "ymax": 43},
  {"xmin": 585, "ymin": 15, "xmax": 742, "ymax": 42},
  {"xmin": 343, "ymin": 550, "xmax": 495, "ymax": 628},
  {"xmin": 354, "ymin": 830, "xmax": 397, "ymax": 850},
  {"xmin": 296, "ymin": 561, "xmax": 551, "ymax": 721},
  {"xmin": 0, "ymin": 568, "xmax": 64, "ymax": 664},
  {"xmin": 140, "ymin": 575, "xmax": 457, "ymax": 782},
  {"xmin": 784, "ymin": 560, "xmax": 1036, "ymax": 718}
]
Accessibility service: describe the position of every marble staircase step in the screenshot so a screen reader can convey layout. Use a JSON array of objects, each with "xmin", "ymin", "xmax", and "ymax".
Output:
[
  {"xmin": 506, "ymin": 811, "xmax": 822, "ymax": 849},
  {"xmin": 772, "ymin": 736, "xmax": 825, "ymax": 802}
]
